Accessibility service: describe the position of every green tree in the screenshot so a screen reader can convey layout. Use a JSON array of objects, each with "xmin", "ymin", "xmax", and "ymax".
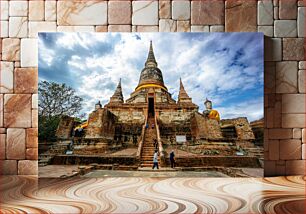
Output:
[{"xmin": 38, "ymin": 81, "xmax": 83, "ymax": 142}]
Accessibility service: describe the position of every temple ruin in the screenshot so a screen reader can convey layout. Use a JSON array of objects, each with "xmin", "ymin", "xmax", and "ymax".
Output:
[{"xmin": 46, "ymin": 41, "xmax": 263, "ymax": 171}]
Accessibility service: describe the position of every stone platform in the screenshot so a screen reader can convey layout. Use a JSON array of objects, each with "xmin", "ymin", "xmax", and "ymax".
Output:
[{"xmin": 83, "ymin": 169, "xmax": 229, "ymax": 178}]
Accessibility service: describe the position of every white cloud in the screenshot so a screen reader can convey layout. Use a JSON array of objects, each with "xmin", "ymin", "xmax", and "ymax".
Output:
[
  {"xmin": 38, "ymin": 37, "xmax": 55, "ymax": 66},
  {"xmin": 39, "ymin": 33, "xmax": 264, "ymax": 121}
]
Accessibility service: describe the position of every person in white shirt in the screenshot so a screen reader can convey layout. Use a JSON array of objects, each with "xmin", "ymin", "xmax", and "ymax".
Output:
[{"xmin": 152, "ymin": 150, "xmax": 159, "ymax": 169}]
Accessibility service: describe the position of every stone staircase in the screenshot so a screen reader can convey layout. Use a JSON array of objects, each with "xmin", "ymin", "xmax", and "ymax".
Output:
[
  {"xmin": 39, "ymin": 142, "xmax": 69, "ymax": 167},
  {"xmin": 244, "ymin": 147, "xmax": 264, "ymax": 158},
  {"xmin": 140, "ymin": 117, "xmax": 159, "ymax": 168}
]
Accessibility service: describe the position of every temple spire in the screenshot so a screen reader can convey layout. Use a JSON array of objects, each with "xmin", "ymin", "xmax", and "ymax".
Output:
[
  {"xmin": 110, "ymin": 78, "xmax": 124, "ymax": 103},
  {"xmin": 145, "ymin": 41, "xmax": 157, "ymax": 68},
  {"xmin": 178, "ymin": 78, "xmax": 192, "ymax": 103}
]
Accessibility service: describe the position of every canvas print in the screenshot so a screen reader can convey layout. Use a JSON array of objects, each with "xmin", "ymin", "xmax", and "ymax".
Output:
[{"xmin": 38, "ymin": 32, "xmax": 264, "ymax": 178}]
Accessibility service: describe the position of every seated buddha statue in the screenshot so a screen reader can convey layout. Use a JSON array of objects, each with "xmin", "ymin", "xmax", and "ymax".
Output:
[{"xmin": 203, "ymin": 98, "xmax": 220, "ymax": 121}]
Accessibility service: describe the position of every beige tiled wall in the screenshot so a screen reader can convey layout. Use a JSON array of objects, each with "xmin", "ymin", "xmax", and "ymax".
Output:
[{"xmin": 0, "ymin": 0, "xmax": 305, "ymax": 176}]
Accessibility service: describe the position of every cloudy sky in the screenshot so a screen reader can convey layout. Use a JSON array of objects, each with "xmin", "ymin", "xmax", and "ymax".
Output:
[{"xmin": 38, "ymin": 32, "xmax": 263, "ymax": 122}]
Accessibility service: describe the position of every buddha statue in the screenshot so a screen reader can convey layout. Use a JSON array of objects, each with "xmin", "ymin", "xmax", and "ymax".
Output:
[{"xmin": 203, "ymin": 98, "xmax": 220, "ymax": 121}]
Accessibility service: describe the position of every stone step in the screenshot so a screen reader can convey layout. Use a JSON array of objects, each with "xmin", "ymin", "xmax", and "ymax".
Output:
[
  {"xmin": 142, "ymin": 157, "xmax": 157, "ymax": 160},
  {"xmin": 142, "ymin": 160, "xmax": 153, "ymax": 163}
]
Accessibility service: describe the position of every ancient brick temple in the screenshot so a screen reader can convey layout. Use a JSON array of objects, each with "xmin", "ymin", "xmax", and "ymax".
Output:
[{"xmin": 56, "ymin": 42, "xmax": 259, "ymax": 167}]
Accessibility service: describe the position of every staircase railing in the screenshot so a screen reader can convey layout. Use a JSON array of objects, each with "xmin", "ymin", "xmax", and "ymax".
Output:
[
  {"xmin": 154, "ymin": 115, "xmax": 165, "ymax": 166},
  {"xmin": 136, "ymin": 115, "xmax": 148, "ymax": 159}
]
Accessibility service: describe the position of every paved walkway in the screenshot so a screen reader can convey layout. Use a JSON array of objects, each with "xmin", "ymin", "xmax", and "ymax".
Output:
[
  {"xmin": 39, "ymin": 165, "xmax": 82, "ymax": 178},
  {"xmin": 83, "ymin": 169, "xmax": 229, "ymax": 178}
]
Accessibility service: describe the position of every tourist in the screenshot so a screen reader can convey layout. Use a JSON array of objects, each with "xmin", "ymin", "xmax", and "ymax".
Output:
[
  {"xmin": 152, "ymin": 150, "xmax": 159, "ymax": 169},
  {"xmin": 151, "ymin": 123, "xmax": 155, "ymax": 129},
  {"xmin": 153, "ymin": 139, "xmax": 158, "ymax": 149},
  {"xmin": 170, "ymin": 150, "xmax": 175, "ymax": 168},
  {"xmin": 145, "ymin": 123, "xmax": 149, "ymax": 129}
]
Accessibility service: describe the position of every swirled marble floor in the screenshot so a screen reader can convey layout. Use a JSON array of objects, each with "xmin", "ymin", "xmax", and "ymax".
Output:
[{"xmin": 0, "ymin": 176, "xmax": 305, "ymax": 213}]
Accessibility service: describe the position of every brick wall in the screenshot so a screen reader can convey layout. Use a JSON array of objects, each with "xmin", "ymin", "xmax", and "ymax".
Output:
[{"xmin": 0, "ymin": 0, "xmax": 305, "ymax": 176}]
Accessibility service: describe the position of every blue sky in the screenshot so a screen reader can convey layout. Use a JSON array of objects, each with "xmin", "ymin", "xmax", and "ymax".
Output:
[{"xmin": 38, "ymin": 32, "xmax": 263, "ymax": 122}]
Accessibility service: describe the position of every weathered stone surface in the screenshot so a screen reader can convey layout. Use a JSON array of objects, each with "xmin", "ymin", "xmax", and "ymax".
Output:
[
  {"xmin": 14, "ymin": 61, "xmax": 20, "ymax": 68},
  {"xmin": 264, "ymin": 160, "xmax": 276, "ymax": 176},
  {"xmin": 225, "ymin": 0, "xmax": 257, "ymax": 32},
  {"xmin": 279, "ymin": 0, "xmax": 297, "ymax": 19},
  {"xmin": 286, "ymin": 160, "xmax": 305, "ymax": 175},
  {"xmin": 0, "ymin": 160, "xmax": 17, "ymax": 175},
  {"xmin": 283, "ymin": 38, "xmax": 305, "ymax": 61},
  {"xmin": 132, "ymin": 26, "xmax": 136, "ymax": 32},
  {"xmin": 266, "ymin": 108, "xmax": 274, "ymax": 128},
  {"xmin": 279, "ymin": 139, "xmax": 302, "ymax": 160},
  {"xmin": 55, "ymin": 116, "xmax": 75, "ymax": 139},
  {"xmin": 2, "ymin": 38, "xmax": 20, "ymax": 61},
  {"xmin": 302, "ymin": 144, "xmax": 306, "ymax": 159},
  {"xmin": 258, "ymin": 26, "xmax": 273, "ymax": 37},
  {"xmin": 14, "ymin": 68, "xmax": 38, "ymax": 93},
  {"xmin": 210, "ymin": 25, "xmax": 224, "ymax": 32},
  {"xmin": 132, "ymin": 1, "xmax": 158, "ymax": 25},
  {"xmin": 159, "ymin": 1, "xmax": 171, "ymax": 19},
  {"xmin": 21, "ymin": 39, "xmax": 38, "ymax": 67},
  {"xmin": 191, "ymin": 25, "xmax": 209, "ymax": 32},
  {"xmin": 299, "ymin": 61, "xmax": 306, "ymax": 70},
  {"xmin": 26, "ymin": 148, "xmax": 38, "ymax": 160},
  {"xmin": 297, "ymin": 7, "xmax": 305, "ymax": 37},
  {"xmin": 282, "ymin": 114, "xmax": 305, "ymax": 128},
  {"xmin": 26, "ymin": 128, "xmax": 38, "ymax": 148},
  {"xmin": 293, "ymin": 128, "xmax": 302, "ymax": 139},
  {"xmin": 264, "ymin": 38, "xmax": 282, "ymax": 61},
  {"xmin": 6, "ymin": 128, "xmax": 26, "ymax": 159},
  {"xmin": 269, "ymin": 140, "xmax": 279, "ymax": 160},
  {"xmin": 0, "ymin": 134, "xmax": 5, "ymax": 159},
  {"xmin": 0, "ymin": 21, "xmax": 8, "ymax": 37},
  {"xmin": 159, "ymin": 19, "xmax": 177, "ymax": 32},
  {"xmin": 274, "ymin": 6, "xmax": 279, "ymax": 20},
  {"xmin": 274, "ymin": 97, "xmax": 282, "ymax": 128},
  {"xmin": 177, "ymin": 21, "xmax": 190, "ymax": 32},
  {"xmin": 264, "ymin": 62, "xmax": 276, "ymax": 93},
  {"xmin": 0, "ymin": 61, "xmax": 14, "ymax": 93},
  {"xmin": 269, "ymin": 128, "xmax": 292, "ymax": 139},
  {"xmin": 32, "ymin": 109, "xmax": 38, "ymax": 128},
  {"xmin": 18, "ymin": 160, "xmax": 38, "ymax": 175},
  {"xmin": 57, "ymin": 1, "xmax": 107, "ymax": 25},
  {"xmin": 1, "ymin": 1, "xmax": 8, "ymax": 20},
  {"xmin": 303, "ymin": 129, "xmax": 306, "ymax": 143},
  {"xmin": 0, "ymin": 20, "xmax": 9, "ymax": 37},
  {"xmin": 57, "ymin": 26, "xmax": 95, "ymax": 32},
  {"xmin": 29, "ymin": 21, "xmax": 57, "ymax": 38},
  {"xmin": 276, "ymin": 61, "xmax": 298, "ymax": 93},
  {"xmin": 108, "ymin": 25, "xmax": 131, "ymax": 32},
  {"xmin": 45, "ymin": 1, "xmax": 56, "ymax": 21},
  {"xmin": 274, "ymin": 20, "xmax": 297, "ymax": 37},
  {"xmin": 192, "ymin": 0, "xmax": 224, "ymax": 25},
  {"xmin": 32, "ymin": 94, "xmax": 38, "ymax": 109},
  {"xmin": 9, "ymin": 1, "xmax": 28, "ymax": 16},
  {"xmin": 4, "ymin": 94, "xmax": 32, "ymax": 128},
  {"xmin": 29, "ymin": 1, "xmax": 44, "ymax": 21},
  {"xmin": 0, "ymin": 94, "xmax": 3, "ymax": 127},
  {"xmin": 275, "ymin": 161, "xmax": 286, "ymax": 176},
  {"xmin": 9, "ymin": 17, "xmax": 28, "ymax": 38},
  {"xmin": 258, "ymin": 0, "xmax": 273, "ymax": 25},
  {"xmin": 298, "ymin": 70, "xmax": 305, "ymax": 93},
  {"xmin": 282, "ymin": 94, "xmax": 305, "ymax": 114},
  {"xmin": 172, "ymin": 1, "xmax": 190, "ymax": 20},
  {"xmin": 298, "ymin": 0, "xmax": 305, "ymax": 6},
  {"xmin": 95, "ymin": 26, "xmax": 108, "ymax": 32},
  {"xmin": 108, "ymin": 1, "xmax": 131, "ymax": 24},
  {"xmin": 136, "ymin": 26, "xmax": 159, "ymax": 32}
]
